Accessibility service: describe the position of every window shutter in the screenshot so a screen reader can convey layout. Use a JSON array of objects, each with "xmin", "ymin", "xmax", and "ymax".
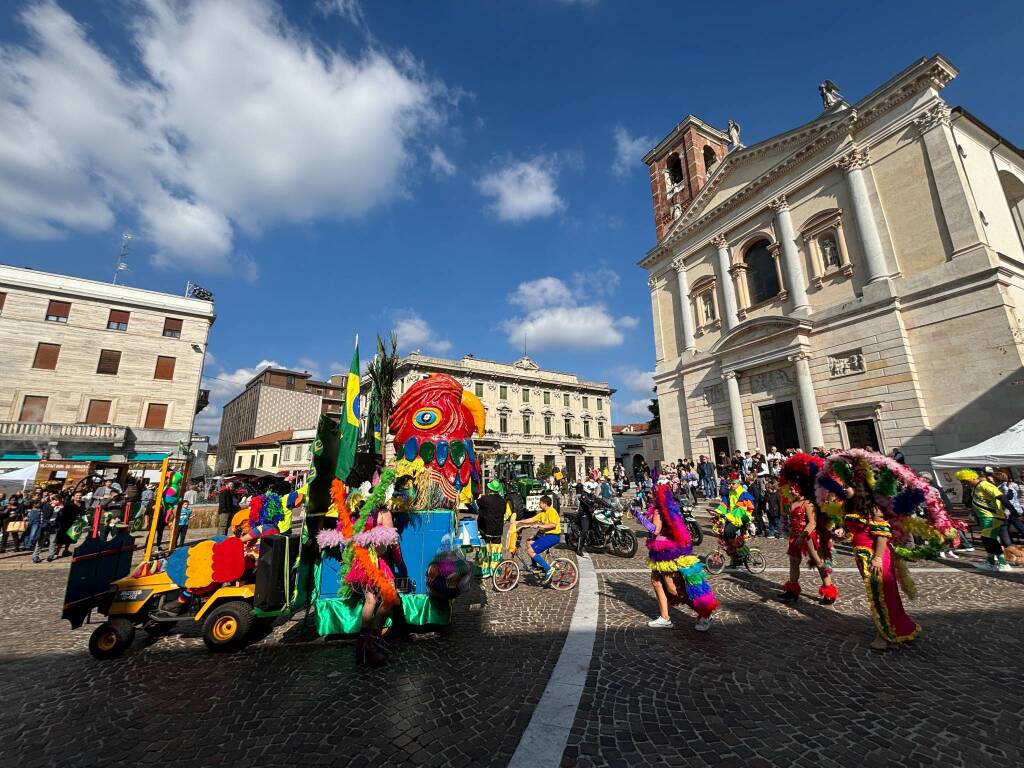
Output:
[
  {"xmin": 45, "ymin": 300, "xmax": 70, "ymax": 322},
  {"xmin": 144, "ymin": 403, "xmax": 167, "ymax": 429},
  {"xmin": 97, "ymin": 349, "xmax": 121, "ymax": 375},
  {"xmin": 85, "ymin": 399, "xmax": 112, "ymax": 424},
  {"xmin": 32, "ymin": 343, "xmax": 60, "ymax": 370},
  {"xmin": 0, "ymin": 292, "xmax": 6, "ymax": 313},
  {"xmin": 154, "ymin": 356, "xmax": 176, "ymax": 380},
  {"xmin": 163, "ymin": 317, "xmax": 183, "ymax": 338},
  {"xmin": 107, "ymin": 309, "xmax": 130, "ymax": 330},
  {"xmin": 19, "ymin": 396, "xmax": 48, "ymax": 422}
]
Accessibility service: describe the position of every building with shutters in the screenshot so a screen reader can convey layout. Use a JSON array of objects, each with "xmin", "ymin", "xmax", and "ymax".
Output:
[
  {"xmin": 641, "ymin": 55, "xmax": 1024, "ymax": 470},
  {"xmin": 0, "ymin": 263, "xmax": 215, "ymax": 469},
  {"xmin": 372, "ymin": 353, "xmax": 616, "ymax": 481}
]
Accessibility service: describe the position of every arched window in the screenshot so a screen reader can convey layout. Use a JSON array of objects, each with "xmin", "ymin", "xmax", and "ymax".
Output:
[
  {"xmin": 999, "ymin": 170, "xmax": 1024, "ymax": 244},
  {"xmin": 703, "ymin": 145, "xmax": 717, "ymax": 173},
  {"xmin": 666, "ymin": 153, "xmax": 684, "ymax": 186},
  {"xmin": 744, "ymin": 239, "xmax": 780, "ymax": 305}
]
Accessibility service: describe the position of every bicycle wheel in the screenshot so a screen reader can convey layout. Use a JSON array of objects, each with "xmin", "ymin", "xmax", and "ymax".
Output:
[
  {"xmin": 704, "ymin": 548, "xmax": 726, "ymax": 575},
  {"xmin": 491, "ymin": 560, "xmax": 521, "ymax": 592},
  {"xmin": 744, "ymin": 548, "xmax": 767, "ymax": 574},
  {"xmin": 548, "ymin": 558, "xmax": 579, "ymax": 591}
]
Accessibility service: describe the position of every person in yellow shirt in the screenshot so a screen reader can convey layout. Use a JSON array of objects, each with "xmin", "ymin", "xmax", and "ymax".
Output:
[
  {"xmin": 517, "ymin": 495, "xmax": 561, "ymax": 586},
  {"xmin": 958, "ymin": 468, "xmax": 1011, "ymax": 571}
]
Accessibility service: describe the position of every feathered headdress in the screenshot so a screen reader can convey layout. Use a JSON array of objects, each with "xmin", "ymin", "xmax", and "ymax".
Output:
[{"xmin": 778, "ymin": 451, "xmax": 822, "ymax": 506}]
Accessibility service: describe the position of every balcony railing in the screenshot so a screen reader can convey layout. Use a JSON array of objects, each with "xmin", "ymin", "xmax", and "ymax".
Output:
[{"xmin": 0, "ymin": 422, "xmax": 127, "ymax": 441}]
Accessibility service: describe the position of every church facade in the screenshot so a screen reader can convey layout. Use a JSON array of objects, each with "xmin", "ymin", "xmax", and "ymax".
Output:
[{"xmin": 641, "ymin": 55, "xmax": 1024, "ymax": 469}]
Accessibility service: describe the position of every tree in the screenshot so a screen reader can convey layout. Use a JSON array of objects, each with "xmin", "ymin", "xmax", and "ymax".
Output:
[
  {"xmin": 536, "ymin": 462, "xmax": 554, "ymax": 481},
  {"xmin": 647, "ymin": 387, "xmax": 660, "ymax": 431}
]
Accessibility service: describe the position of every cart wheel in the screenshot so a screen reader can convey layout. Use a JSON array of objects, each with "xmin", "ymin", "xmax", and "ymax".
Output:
[
  {"xmin": 202, "ymin": 601, "xmax": 253, "ymax": 652},
  {"xmin": 89, "ymin": 618, "xmax": 135, "ymax": 660},
  {"xmin": 704, "ymin": 548, "xmax": 727, "ymax": 575},
  {"xmin": 549, "ymin": 558, "xmax": 579, "ymax": 591},
  {"xmin": 491, "ymin": 560, "xmax": 520, "ymax": 592}
]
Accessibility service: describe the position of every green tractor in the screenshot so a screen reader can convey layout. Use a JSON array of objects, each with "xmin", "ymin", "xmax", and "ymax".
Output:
[{"xmin": 495, "ymin": 458, "xmax": 546, "ymax": 518}]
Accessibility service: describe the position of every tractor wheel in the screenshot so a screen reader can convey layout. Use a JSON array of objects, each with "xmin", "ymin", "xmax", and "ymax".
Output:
[
  {"xmin": 88, "ymin": 618, "xmax": 135, "ymax": 660},
  {"xmin": 202, "ymin": 601, "xmax": 254, "ymax": 652},
  {"xmin": 509, "ymin": 493, "xmax": 526, "ymax": 519}
]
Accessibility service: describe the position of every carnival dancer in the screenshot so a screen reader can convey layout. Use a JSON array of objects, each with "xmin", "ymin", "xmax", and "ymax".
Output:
[
  {"xmin": 714, "ymin": 473, "xmax": 754, "ymax": 567},
  {"xmin": 777, "ymin": 453, "xmax": 838, "ymax": 604},
  {"xmin": 640, "ymin": 481, "xmax": 717, "ymax": 631},
  {"xmin": 815, "ymin": 449, "xmax": 956, "ymax": 651},
  {"xmin": 957, "ymin": 469, "xmax": 1012, "ymax": 571}
]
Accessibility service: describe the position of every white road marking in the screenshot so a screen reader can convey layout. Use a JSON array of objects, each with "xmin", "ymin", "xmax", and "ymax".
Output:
[
  {"xmin": 594, "ymin": 567, "xmax": 989, "ymax": 574},
  {"xmin": 508, "ymin": 556, "xmax": 598, "ymax": 768}
]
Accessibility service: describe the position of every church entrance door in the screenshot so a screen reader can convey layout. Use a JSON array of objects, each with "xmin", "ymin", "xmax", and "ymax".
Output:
[{"xmin": 759, "ymin": 401, "xmax": 801, "ymax": 452}]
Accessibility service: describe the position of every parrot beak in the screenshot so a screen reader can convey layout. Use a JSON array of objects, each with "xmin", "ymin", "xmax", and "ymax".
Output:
[{"xmin": 461, "ymin": 389, "xmax": 486, "ymax": 436}]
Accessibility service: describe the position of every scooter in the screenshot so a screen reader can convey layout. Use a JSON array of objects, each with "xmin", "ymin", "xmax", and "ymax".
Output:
[{"xmin": 563, "ymin": 500, "xmax": 638, "ymax": 557}]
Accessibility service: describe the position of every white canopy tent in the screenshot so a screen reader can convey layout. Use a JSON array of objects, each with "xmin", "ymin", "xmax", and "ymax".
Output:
[
  {"xmin": 931, "ymin": 419, "xmax": 1024, "ymax": 498},
  {"xmin": 0, "ymin": 462, "xmax": 39, "ymax": 491}
]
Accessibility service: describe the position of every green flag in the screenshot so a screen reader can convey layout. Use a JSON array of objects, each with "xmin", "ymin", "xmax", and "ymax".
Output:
[{"xmin": 335, "ymin": 336, "xmax": 360, "ymax": 481}]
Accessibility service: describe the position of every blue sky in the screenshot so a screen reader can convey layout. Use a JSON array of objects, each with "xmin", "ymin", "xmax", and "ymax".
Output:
[{"xmin": 1, "ymin": 0, "xmax": 1021, "ymax": 439}]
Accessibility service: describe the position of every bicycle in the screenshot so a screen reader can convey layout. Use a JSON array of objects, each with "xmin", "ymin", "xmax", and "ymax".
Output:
[
  {"xmin": 491, "ymin": 528, "xmax": 579, "ymax": 592},
  {"xmin": 703, "ymin": 538, "xmax": 767, "ymax": 575}
]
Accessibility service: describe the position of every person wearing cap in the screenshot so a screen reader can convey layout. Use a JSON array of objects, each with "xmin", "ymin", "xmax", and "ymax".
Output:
[{"xmin": 476, "ymin": 479, "xmax": 507, "ymax": 577}]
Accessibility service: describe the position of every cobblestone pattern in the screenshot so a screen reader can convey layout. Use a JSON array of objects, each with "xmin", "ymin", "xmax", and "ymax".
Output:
[
  {"xmin": 0, "ymin": 555, "xmax": 576, "ymax": 767},
  {"xmin": 565, "ymin": 564, "xmax": 1024, "ymax": 768}
]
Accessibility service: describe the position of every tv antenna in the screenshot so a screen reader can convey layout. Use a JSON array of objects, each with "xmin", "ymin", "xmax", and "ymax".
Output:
[{"xmin": 112, "ymin": 232, "xmax": 132, "ymax": 284}]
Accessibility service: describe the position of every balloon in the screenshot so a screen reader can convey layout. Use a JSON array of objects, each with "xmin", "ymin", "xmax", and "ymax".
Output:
[{"xmin": 171, "ymin": 471, "xmax": 183, "ymax": 485}]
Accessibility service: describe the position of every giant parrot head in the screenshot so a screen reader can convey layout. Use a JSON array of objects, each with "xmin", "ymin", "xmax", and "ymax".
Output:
[{"xmin": 390, "ymin": 373, "xmax": 485, "ymax": 490}]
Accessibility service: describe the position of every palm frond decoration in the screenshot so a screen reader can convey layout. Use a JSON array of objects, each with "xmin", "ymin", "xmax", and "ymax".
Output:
[{"xmin": 365, "ymin": 332, "xmax": 400, "ymax": 459}]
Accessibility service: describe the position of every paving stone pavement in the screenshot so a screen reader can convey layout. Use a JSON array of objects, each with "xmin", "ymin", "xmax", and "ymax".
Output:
[{"xmin": 2, "ymin": 505, "xmax": 1023, "ymax": 767}]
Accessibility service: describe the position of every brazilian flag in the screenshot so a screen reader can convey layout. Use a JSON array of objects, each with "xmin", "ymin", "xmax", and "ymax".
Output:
[{"xmin": 335, "ymin": 337, "xmax": 360, "ymax": 482}]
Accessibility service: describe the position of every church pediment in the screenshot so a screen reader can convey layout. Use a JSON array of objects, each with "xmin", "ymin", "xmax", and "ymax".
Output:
[{"xmin": 709, "ymin": 316, "xmax": 810, "ymax": 356}]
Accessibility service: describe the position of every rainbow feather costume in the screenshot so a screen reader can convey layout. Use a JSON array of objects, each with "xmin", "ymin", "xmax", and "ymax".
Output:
[
  {"xmin": 715, "ymin": 482, "xmax": 755, "ymax": 530},
  {"xmin": 646, "ymin": 484, "xmax": 718, "ymax": 618}
]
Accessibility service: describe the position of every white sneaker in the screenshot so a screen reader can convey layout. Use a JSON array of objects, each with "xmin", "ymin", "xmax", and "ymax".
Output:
[
  {"xmin": 938, "ymin": 551, "xmax": 948, "ymax": 559},
  {"xmin": 694, "ymin": 616, "xmax": 714, "ymax": 632},
  {"xmin": 945, "ymin": 550, "xmax": 959, "ymax": 559},
  {"xmin": 974, "ymin": 562, "xmax": 997, "ymax": 571},
  {"xmin": 647, "ymin": 616, "xmax": 673, "ymax": 628},
  {"xmin": 997, "ymin": 562, "xmax": 1014, "ymax": 571}
]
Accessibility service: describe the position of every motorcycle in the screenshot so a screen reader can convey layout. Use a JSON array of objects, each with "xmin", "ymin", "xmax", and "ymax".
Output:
[
  {"xmin": 630, "ymin": 491, "xmax": 703, "ymax": 546},
  {"xmin": 563, "ymin": 500, "xmax": 638, "ymax": 558}
]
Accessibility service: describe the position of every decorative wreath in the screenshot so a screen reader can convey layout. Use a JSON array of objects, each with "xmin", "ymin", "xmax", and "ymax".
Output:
[{"xmin": 813, "ymin": 448, "xmax": 958, "ymax": 560}]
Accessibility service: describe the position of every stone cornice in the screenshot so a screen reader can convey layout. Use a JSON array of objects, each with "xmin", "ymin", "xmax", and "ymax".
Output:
[
  {"xmin": 913, "ymin": 100, "xmax": 952, "ymax": 132},
  {"xmin": 640, "ymin": 55, "xmax": 958, "ymax": 271}
]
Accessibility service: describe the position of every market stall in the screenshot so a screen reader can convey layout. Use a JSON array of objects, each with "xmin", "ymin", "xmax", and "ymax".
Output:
[{"xmin": 931, "ymin": 418, "xmax": 1024, "ymax": 498}]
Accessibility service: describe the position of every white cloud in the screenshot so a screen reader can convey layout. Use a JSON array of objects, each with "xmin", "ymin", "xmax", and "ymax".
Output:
[
  {"xmin": 393, "ymin": 310, "xmax": 452, "ymax": 354},
  {"xmin": 0, "ymin": 1, "xmax": 447, "ymax": 272},
  {"xmin": 501, "ymin": 275, "xmax": 635, "ymax": 352},
  {"xmin": 615, "ymin": 366, "xmax": 655, "ymax": 393},
  {"xmin": 429, "ymin": 145, "xmax": 457, "ymax": 177},
  {"xmin": 571, "ymin": 266, "xmax": 619, "ymax": 298},
  {"xmin": 478, "ymin": 156, "xmax": 565, "ymax": 222},
  {"xmin": 618, "ymin": 398, "xmax": 652, "ymax": 418},
  {"xmin": 316, "ymin": 0, "xmax": 364, "ymax": 25},
  {"xmin": 611, "ymin": 125, "xmax": 651, "ymax": 178}
]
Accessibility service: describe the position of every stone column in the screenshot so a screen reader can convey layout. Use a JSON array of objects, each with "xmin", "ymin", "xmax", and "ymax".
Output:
[
  {"xmin": 837, "ymin": 148, "xmax": 889, "ymax": 283},
  {"xmin": 770, "ymin": 196, "xmax": 810, "ymax": 311},
  {"xmin": 672, "ymin": 256, "xmax": 696, "ymax": 354},
  {"xmin": 712, "ymin": 234, "xmax": 739, "ymax": 331},
  {"xmin": 914, "ymin": 101, "xmax": 988, "ymax": 256},
  {"xmin": 723, "ymin": 370, "xmax": 747, "ymax": 452},
  {"xmin": 790, "ymin": 351, "xmax": 824, "ymax": 449},
  {"xmin": 648, "ymin": 276, "xmax": 664, "ymax": 362}
]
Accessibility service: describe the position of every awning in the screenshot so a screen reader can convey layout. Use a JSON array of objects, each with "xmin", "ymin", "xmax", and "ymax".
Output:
[
  {"xmin": 68, "ymin": 454, "xmax": 112, "ymax": 461},
  {"xmin": 1, "ymin": 452, "xmax": 42, "ymax": 460},
  {"xmin": 128, "ymin": 452, "xmax": 170, "ymax": 461},
  {"xmin": 0, "ymin": 462, "xmax": 39, "ymax": 487},
  {"xmin": 930, "ymin": 418, "xmax": 1024, "ymax": 469}
]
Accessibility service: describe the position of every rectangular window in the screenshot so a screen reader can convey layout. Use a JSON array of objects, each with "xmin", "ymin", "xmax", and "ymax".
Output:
[
  {"xmin": 143, "ymin": 403, "xmax": 167, "ymax": 429},
  {"xmin": 522, "ymin": 416, "xmax": 531, "ymax": 436},
  {"xmin": 474, "ymin": 382, "xmax": 484, "ymax": 398},
  {"xmin": 154, "ymin": 355, "xmax": 176, "ymax": 380},
  {"xmin": 522, "ymin": 389, "xmax": 529, "ymax": 404},
  {"xmin": 598, "ymin": 422, "xmax": 605, "ymax": 439},
  {"xmin": 106, "ymin": 309, "xmax": 130, "ymax": 331},
  {"xmin": 45, "ymin": 300, "xmax": 70, "ymax": 323},
  {"xmin": 19, "ymin": 395, "xmax": 48, "ymax": 422},
  {"xmin": 271, "ymin": 453, "xmax": 277, "ymax": 467},
  {"xmin": 583, "ymin": 421, "xmax": 591, "ymax": 438},
  {"xmin": 85, "ymin": 399, "xmax": 111, "ymax": 424},
  {"xmin": 563, "ymin": 393, "xmax": 570, "ymax": 408},
  {"xmin": 582, "ymin": 396, "xmax": 589, "ymax": 409},
  {"xmin": 543, "ymin": 391, "xmax": 550, "ymax": 405},
  {"xmin": 564, "ymin": 418, "xmax": 572, "ymax": 436},
  {"xmin": 544, "ymin": 416, "xmax": 552, "ymax": 436},
  {"xmin": 237, "ymin": 454, "xmax": 243, "ymax": 468},
  {"xmin": 32, "ymin": 342, "xmax": 60, "ymax": 370},
  {"xmin": 283, "ymin": 445, "xmax": 291, "ymax": 462},
  {"xmin": 0, "ymin": 292, "xmax": 6, "ymax": 314},
  {"xmin": 97, "ymin": 349, "xmax": 121, "ymax": 375},
  {"xmin": 499, "ymin": 385, "xmax": 508, "ymax": 400},
  {"xmin": 597, "ymin": 398, "xmax": 603, "ymax": 412},
  {"xmin": 162, "ymin": 317, "xmax": 183, "ymax": 338},
  {"xmin": 249, "ymin": 455, "xmax": 255, "ymax": 468},
  {"xmin": 259, "ymin": 454, "xmax": 265, "ymax": 467},
  {"xmin": 600, "ymin": 457, "xmax": 609, "ymax": 471},
  {"xmin": 499, "ymin": 414, "xmax": 508, "ymax": 433},
  {"xmin": 286, "ymin": 375, "xmax": 295, "ymax": 389}
]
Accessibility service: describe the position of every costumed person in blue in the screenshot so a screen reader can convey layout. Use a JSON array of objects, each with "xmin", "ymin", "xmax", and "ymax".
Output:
[{"xmin": 714, "ymin": 473, "xmax": 755, "ymax": 567}]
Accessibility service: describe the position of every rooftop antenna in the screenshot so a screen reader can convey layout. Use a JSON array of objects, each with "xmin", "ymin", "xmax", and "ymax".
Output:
[{"xmin": 112, "ymin": 232, "xmax": 132, "ymax": 284}]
